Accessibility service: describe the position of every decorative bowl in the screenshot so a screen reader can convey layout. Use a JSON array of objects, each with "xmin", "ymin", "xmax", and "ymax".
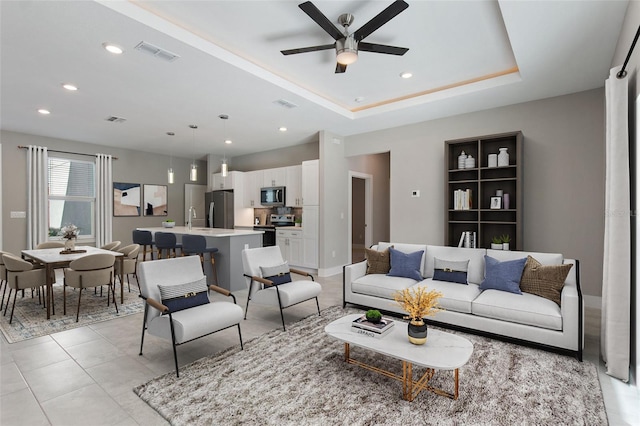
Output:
[{"xmin": 162, "ymin": 221, "xmax": 175, "ymax": 228}]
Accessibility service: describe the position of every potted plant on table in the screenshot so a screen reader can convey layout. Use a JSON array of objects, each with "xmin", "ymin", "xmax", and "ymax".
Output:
[
  {"xmin": 162, "ymin": 219, "xmax": 175, "ymax": 228},
  {"xmin": 501, "ymin": 234, "xmax": 511, "ymax": 251},
  {"xmin": 294, "ymin": 217, "xmax": 302, "ymax": 227},
  {"xmin": 59, "ymin": 224, "xmax": 79, "ymax": 251},
  {"xmin": 491, "ymin": 236, "xmax": 503, "ymax": 250},
  {"xmin": 392, "ymin": 287, "xmax": 443, "ymax": 345},
  {"xmin": 365, "ymin": 309, "xmax": 382, "ymax": 324}
]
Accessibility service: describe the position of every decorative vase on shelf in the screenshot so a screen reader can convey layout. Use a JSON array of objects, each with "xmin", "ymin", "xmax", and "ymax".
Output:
[
  {"xmin": 407, "ymin": 319, "xmax": 428, "ymax": 345},
  {"xmin": 503, "ymin": 243, "xmax": 510, "ymax": 251},
  {"xmin": 497, "ymin": 148, "xmax": 509, "ymax": 167},
  {"xmin": 488, "ymin": 154, "xmax": 498, "ymax": 168},
  {"xmin": 503, "ymin": 193, "xmax": 510, "ymax": 210},
  {"xmin": 64, "ymin": 238, "xmax": 76, "ymax": 251},
  {"xmin": 464, "ymin": 155, "xmax": 475, "ymax": 169},
  {"xmin": 458, "ymin": 151, "xmax": 467, "ymax": 169}
]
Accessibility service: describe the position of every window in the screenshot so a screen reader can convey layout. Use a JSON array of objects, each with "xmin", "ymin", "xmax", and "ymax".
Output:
[{"xmin": 48, "ymin": 157, "xmax": 95, "ymax": 240}]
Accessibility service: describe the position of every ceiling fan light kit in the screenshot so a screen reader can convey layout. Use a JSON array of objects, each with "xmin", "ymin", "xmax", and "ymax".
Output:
[{"xmin": 281, "ymin": 0, "xmax": 409, "ymax": 74}]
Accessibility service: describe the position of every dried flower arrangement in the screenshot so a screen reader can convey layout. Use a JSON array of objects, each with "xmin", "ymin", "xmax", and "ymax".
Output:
[
  {"xmin": 392, "ymin": 286, "xmax": 444, "ymax": 321},
  {"xmin": 59, "ymin": 224, "xmax": 79, "ymax": 240}
]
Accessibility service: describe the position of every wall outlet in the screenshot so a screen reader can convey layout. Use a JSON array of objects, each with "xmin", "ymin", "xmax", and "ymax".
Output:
[
  {"xmin": 10, "ymin": 211, "xmax": 26, "ymax": 218},
  {"xmin": 411, "ymin": 190, "xmax": 420, "ymax": 197}
]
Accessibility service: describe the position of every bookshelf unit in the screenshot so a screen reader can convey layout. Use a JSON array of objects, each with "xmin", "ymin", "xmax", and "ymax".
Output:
[{"xmin": 445, "ymin": 131, "xmax": 523, "ymax": 250}]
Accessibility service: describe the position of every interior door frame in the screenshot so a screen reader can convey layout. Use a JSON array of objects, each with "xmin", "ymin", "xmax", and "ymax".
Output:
[{"xmin": 348, "ymin": 170, "xmax": 373, "ymax": 264}]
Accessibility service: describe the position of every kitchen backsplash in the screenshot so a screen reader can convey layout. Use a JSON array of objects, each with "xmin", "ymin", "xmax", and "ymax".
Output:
[{"xmin": 253, "ymin": 207, "xmax": 302, "ymax": 225}]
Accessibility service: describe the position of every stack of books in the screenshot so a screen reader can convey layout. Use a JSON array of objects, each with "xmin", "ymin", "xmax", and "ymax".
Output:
[
  {"xmin": 351, "ymin": 316, "xmax": 395, "ymax": 338},
  {"xmin": 453, "ymin": 189, "xmax": 473, "ymax": 210}
]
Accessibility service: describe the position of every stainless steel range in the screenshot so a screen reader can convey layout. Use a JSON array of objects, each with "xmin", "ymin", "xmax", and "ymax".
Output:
[{"xmin": 253, "ymin": 214, "xmax": 296, "ymax": 247}]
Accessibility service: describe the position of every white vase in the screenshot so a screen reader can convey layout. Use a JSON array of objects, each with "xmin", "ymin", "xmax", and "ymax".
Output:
[
  {"xmin": 64, "ymin": 238, "xmax": 76, "ymax": 251},
  {"xmin": 488, "ymin": 154, "xmax": 498, "ymax": 168},
  {"xmin": 464, "ymin": 155, "xmax": 475, "ymax": 168},
  {"xmin": 502, "ymin": 243, "xmax": 510, "ymax": 251},
  {"xmin": 458, "ymin": 151, "xmax": 467, "ymax": 169},
  {"xmin": 498, "ymin": 148, "xmax": 509, "ymax": 167},
  {"xmin": 491, "ymin": 243, "xmax": 503, "ymax": 250}
]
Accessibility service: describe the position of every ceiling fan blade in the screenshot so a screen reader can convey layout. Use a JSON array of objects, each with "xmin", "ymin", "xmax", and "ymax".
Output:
[
  {"xmin": 299, "ymin": 1, "xmax": 344, "ymax": 41},
  {"xmin": 358, "ymin": 42, "xmax": 409, "ymax": 56},
  {"xmin": 353, "ymin": 0, "xmax": 409, "ymax": 42},
  {"xmin": 281, "ymin": 44, "xmax": 335, "ymax": 55},
  {"xmin": 335, "ymin": 63, "xmax": 347, "ymax": 74}
]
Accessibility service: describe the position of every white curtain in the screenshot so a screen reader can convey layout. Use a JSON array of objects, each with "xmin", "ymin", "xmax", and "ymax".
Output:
[
  {"xmin": 27, "ymin": 145, "xmax": 48, "ymax": 249},
  {"xmin": 95, "ymin": 153, "xmax": 113, "ymax": 248},
  {"xmin": 601, "ymin": 66, "xmax": 631, "ymax": 382}
]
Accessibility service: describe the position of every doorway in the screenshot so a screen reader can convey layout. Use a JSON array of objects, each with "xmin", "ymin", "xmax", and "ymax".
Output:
[{"xmin": 348, "ymin": 171, "xmax": 372, "ymax": 263}]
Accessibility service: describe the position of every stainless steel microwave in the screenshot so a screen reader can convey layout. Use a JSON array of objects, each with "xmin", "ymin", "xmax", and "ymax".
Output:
[{"xmin": 260, "ymin": 186, "xmax": 286, "ymax": 207}]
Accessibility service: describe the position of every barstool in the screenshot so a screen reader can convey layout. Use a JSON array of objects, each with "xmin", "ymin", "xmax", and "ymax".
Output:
[
  {"xmin": 155, "ymin": 232, "xmax": 182, "ymax": 259},
  {"xmin": 132, "ymin": 230, "xmax": 155, "ymax": 261},
  {"xmin": 181, "ymin": 234, "xmax": 219, "ymax": 286}
]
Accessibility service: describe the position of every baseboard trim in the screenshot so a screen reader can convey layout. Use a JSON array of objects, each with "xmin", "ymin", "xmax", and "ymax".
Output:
[{"xmin": 318, "ymin": 265, "xmax": 343, "ymax": 277}]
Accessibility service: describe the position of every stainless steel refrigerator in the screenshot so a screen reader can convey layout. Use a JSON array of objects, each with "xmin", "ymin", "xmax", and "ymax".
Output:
[{"xmin": 205, "ymin": 190, "xmax": 234, "ymax": 229}]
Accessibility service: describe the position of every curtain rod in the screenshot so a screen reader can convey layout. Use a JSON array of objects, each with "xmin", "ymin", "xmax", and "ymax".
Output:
[
  {"xmin": 17, "ymin": 145, "xmax": 118, "ymax": 160},
  {"xmin": 617, "ymin": 25, "xmax": 640, "ymax": 79}
]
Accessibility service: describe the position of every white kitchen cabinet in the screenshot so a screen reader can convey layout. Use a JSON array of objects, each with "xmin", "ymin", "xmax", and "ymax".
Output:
[
  {"xmin": 302, "ymin": 205, "xmax": 319, "ymax": 268},
  {"xmin": 211, "ymin": 171, "xmax": 239, "ymax": 190},
  {"xmin": 302, "ymin": 160, "xmax": 319, "ymax": 206},
  {"xmin": 276, "ymin": 228, "xmax": 303, "ymax": 267},
  {"xmin": 243, "ymin": 170, "xmax": 263, "ymax": 207},
  {"xmin": 263, "ymin": 168, "xmax": 286, "ymax": 187},
  {"xmin": 285, "ymin": 165, "xmax": 302, "ymax": 206}
]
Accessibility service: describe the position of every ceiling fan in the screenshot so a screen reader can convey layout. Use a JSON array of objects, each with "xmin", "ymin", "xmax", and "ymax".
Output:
[{"xmin": 281, "ymin": 0, "xmax": 410, "ymax": 74}]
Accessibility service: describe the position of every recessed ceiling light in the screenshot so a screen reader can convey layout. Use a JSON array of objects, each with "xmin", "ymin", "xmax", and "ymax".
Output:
[
  {"xmin": 37, "ymin": 109, "xmax": 50, "ymax": 115},
  {"xmin": 62, "ymin": 83, "xmax": 78, "ymax": 91},
  {"xmin": 102, "ymin": 43, "xmax": 123, "ymax": 55},
  {"xmin": 225, "ymin": 139, "xmax": 233, "ymax": 144},
  {"xmin": 354, "ymin": 97, "xmax": 365, "ymax": 103},
  {"xmin": 279, "ymin": 127, "xmax": 287, "ymax": 132},
  {"xmin": 400, "ymin": 72, "xmax": 413, "ymax": 79}
]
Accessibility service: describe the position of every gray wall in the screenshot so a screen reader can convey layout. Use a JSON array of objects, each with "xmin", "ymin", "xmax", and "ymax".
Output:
[
  {"xmin": 1, "ymin": 130, "xmax": 206, "ymax": 255},
  {"xmin": 342, "ymin": 89, "xmax": 606, "ymax": 298},
  {"xmin": 229, "ymin": 141, "xmax": 318, "ymax": 172}
]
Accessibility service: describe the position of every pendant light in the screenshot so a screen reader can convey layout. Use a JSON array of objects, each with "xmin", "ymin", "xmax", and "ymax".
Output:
[
  {"xmin": 189, "ymin": 124, "xmax": 198, "ymax": 182},
  {"xmin": 166, "ymin": 132, "xmax": 175, "ymax": 184},
  {"xmin": 219, "ymin": 114, "xmax": 230, "ymax": 177}
]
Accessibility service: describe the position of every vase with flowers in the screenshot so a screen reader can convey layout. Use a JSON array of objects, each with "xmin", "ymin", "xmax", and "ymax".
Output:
[
  {"xmin": 60, "ymin": 224, "xmax": 79, "ymax": 251},
  {"xmin": 393, "ymin": 286, "xmax": 444, "ymax": 345}
]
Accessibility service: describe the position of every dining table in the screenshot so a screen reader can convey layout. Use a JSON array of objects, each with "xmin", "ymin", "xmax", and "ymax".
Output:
[{"xmin": 21, "ymin": 246, "xmax": 124, "ymax": 319}]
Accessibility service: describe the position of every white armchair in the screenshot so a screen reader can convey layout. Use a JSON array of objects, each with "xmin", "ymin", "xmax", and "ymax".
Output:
[
  {"xmin": 138, "ymin": 255, "xmax": 243, "ymax": 377},
  {"xmin": 242, "ymin": 246, "xmax": 321, "ymax": 331}
]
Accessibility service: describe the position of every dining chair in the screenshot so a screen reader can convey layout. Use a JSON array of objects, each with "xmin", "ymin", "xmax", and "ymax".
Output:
[
  {"xmin": 241, "ymin": 246, "xmax": 321, "ymax": 331},
  {"xmin": 2, "ymin": 253, "xmax": 47, "ymax": 324},
  {"xmin": 0, "ymin": 250, "xmax": 10, "ymax": 311},
  {"xmin": 181, "ymin": 235, "xmax": 219, "ymax": 287},
  {"xmin": 36, "ymin": 242, "xmax": 65, "ymax": 249},
  {"xmin": 115, "ymin": 244, "xmax": 140, "ymax": 292},
  {"xmin": 101, "ymin": 241, "xmax": 122, "ymax": 251},
  {"xmin": 132, "ymin": 230, "xmax": 155, "ymax": 261},
  {"xmin": 63, "ymin": 253, "xmax": 117, "ymax": 322},
  {"xmin": 155, "ymin": 232, "xmax": 182, "ymax": 259}
]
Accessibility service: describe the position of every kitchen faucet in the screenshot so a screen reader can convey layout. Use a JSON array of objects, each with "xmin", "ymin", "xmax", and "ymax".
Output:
[{"xmin": 188, "ymin": 206, "xmax": 196, "ymax": 231}]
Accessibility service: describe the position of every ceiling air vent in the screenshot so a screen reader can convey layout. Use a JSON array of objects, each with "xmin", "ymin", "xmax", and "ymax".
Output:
[
  {"xmin": 273, "ymin": 99, "xmax": 298, "ymax": 109},
  {"xmin": 105, "ymin": 116, "xmax": 127, "ymax": 123},
  {"xmin": 134, "ymin": 41, "xmax": 180, "ymax": 62}
]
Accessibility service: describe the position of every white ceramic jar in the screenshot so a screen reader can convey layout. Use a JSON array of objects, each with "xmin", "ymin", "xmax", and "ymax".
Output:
[
  {"xmin": 464, "ymin": 155, "xmax": 475, "ymax": 168},
  {"xmin": 458, "ymin": 151, "xmax": 467, "ymax": 169},
  {"xmin": 498, "ymin": 147, "xmax": 509, "ymax": 167},
  {"xmin": 488, "ymin": 154, "xmax": 498, "ymax": 168}
]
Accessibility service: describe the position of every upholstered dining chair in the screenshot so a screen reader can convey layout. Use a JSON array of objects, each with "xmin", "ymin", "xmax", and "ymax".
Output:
[
  {"xmin": 181, "ymin": 234, "xmax": 219, "ymax": 287},
  {"xmin": 241, "ymin": 246, "xmax": 321, "ymax": 331},
  {"xmin": 138, "ymin": 255, "xmax": 244, "ymax": 377},
  {"xmin": 115, "ymin": 244, "xmax": 140, "ymax": 292},
  {"xmin": 2, "ymin": 253, "xmax": 47, "ymax": 324},
  {"xmin": 132, "ymin": 230, "xmax": 155, "ymax": 261},
  {"xmin": 36, "ymin": 242, "xmax": 65, "ymax": 249},
  {"xmin": 101, "ymin": 241, "xmax": 121, "ymax": 251},
  {"xmin": 154, "ymin": 232, "xmax": 182, "ymax": 259},
  {"xmin": 63, "ymin": 253, "xmax": 116, "ymax": 322},
  {"xmin": 0, "ymin": 250, "xmax": 11, "ymax": 311}
]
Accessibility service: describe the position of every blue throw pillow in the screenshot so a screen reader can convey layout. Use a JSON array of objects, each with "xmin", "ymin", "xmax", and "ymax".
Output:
[
  {"xmin": 159, "ymin": 278, "xmax": 209, "ymax": 313},
  {"xmin": 387, "ymin": 247, "xmax": 424, "ymax": 281},
  {"xmin": 479, "ymin": 255, "xmax": 527, "ymax": 294}
]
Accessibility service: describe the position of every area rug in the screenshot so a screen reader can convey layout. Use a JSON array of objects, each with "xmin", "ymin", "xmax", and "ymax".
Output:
[
  {"xmin": 133, "ymin": 305, "xmax": 606, "ymax": 425},
  {"xmin": 0, "ymin": 281, "xmax": 143, "ymax": 343}
]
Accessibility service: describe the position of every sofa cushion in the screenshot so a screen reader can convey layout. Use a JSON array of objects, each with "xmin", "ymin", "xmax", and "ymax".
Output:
[
  {"xmin": 520, "ymin": 256, "xmax": 573, "ymax": 306},
  {"xmin": 378, "ymin": 243, "xmax": 427, "ymax": 276},
  {"xmin": 365, "ymin": 247, "xmax": 391, "ymax": 275},
  {"xmin": 351, "ymin": 274, "xmax": 416, "ymax": 300},
  {"xmin": 472, "ymin": 289, "xmax": 562, "ymax": 330},
  {"xmin": 433, "ymin": 258, "xmax": 469, "ymax": 284},
  {"xmin": 479, "ymin": 255, "xmax": 526, "ymax": 294},
  {"xmin": 417, "ymin": 278, "xmax": 481, "ymax": 314},
  {"xmin": 425, "ymin": 246, "xmax": 486, "ymax": 284},
  {"xmin": 387, "ymin": 247, "xmax": 424, "ymax": 281},
  {"xmin": 486, "ymin": 249, "xmax": 563, "ymax": 266}
]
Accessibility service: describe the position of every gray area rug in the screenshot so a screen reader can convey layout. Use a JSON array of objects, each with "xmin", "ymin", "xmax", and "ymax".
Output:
[
  {"xmin": 0, "ymin": 281, "xmax": 143, "ymax": 343},
  {"xmin": 134, "ymin": 305, "xmax": 606, "ymax": 425}
]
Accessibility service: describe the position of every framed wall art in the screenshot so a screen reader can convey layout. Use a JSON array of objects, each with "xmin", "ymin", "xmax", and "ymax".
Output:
[
  {"xmin": 143, "ymin": 184, "xmax": 168, "ymax": 216},
  {"xmin": 113, "ymin": 182, "xmax": 141, "ymax": 216}
]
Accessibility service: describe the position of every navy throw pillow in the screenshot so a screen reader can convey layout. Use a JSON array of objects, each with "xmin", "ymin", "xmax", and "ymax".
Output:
[
  {"xmin": 433, "ymin": 258, "xmax": 469, "ymax": 285},
  {"xmin": 260, "ymin": 263, "xmax": 292, "ymax": 286},
  {"xmin": 159, "ymin": 277, "xmax": 209, "ymax": 313},
  {"xmin": 387, "ymin": 247, "xmax": 424, "ymax": 281},
  {"xmin": 479, "ymin": 255, "xmax": 527, "ymax": 294}
]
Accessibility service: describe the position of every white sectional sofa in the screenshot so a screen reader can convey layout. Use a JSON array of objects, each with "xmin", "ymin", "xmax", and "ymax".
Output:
[{"xmin": 343, "ymin": 243, "xmax": 583, "ymax": 360}]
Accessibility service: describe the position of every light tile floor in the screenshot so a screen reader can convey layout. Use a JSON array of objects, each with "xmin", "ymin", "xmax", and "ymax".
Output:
[{"xmin": 1, "ymin": 272, "xmax": 638, "ymax": 425}]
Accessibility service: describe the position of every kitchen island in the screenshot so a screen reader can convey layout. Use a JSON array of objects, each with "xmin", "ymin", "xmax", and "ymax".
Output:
[{"xmin": 137, "ymin": 226, "xmax": 263, "ymax": 292}]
